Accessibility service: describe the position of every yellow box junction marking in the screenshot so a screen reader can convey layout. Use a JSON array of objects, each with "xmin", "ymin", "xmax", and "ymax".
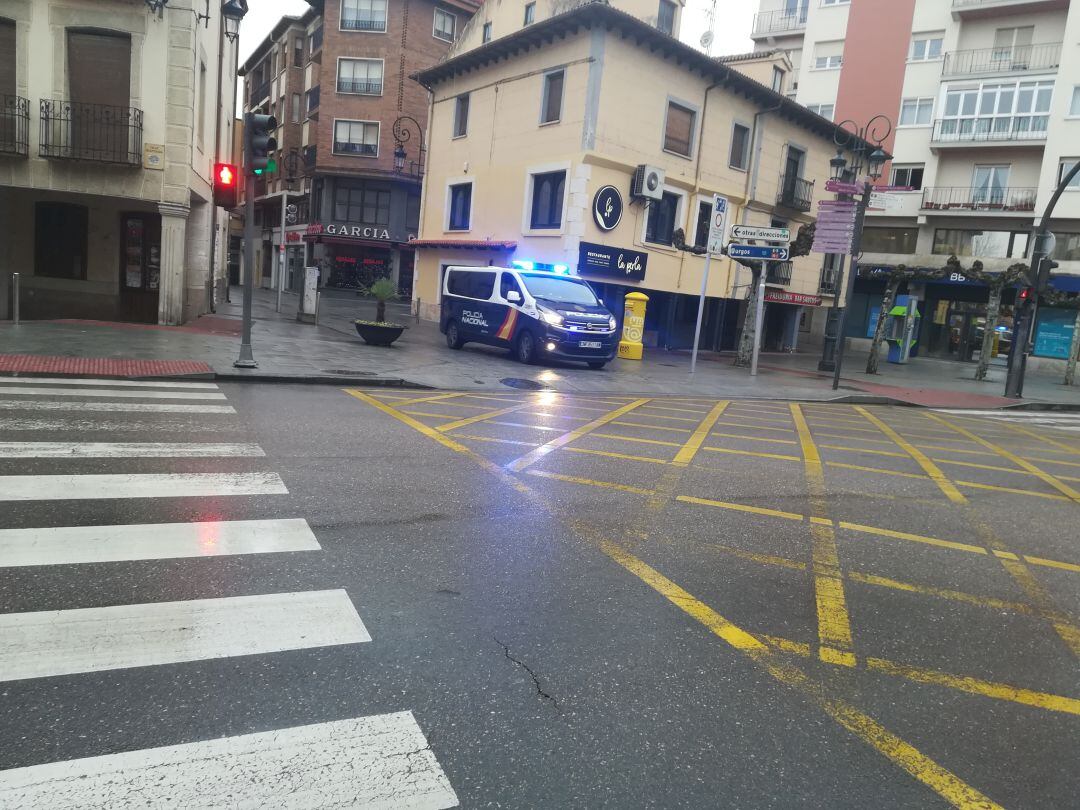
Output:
[
  {"xmin": 998, "ymin": 420, "xmax": 1080, "ymax": 454},
  {"xmin": 791, "ymin": 404, "xmax": 855, "ymax": 667},
  {"xmin": 435, "ymin": 402, "xmax": 539, "ymax": 432},
  {"xmin": 504, "ymin": 399, "xmax": 651, "ymax": 472},
  {"xmin": 673, "ymin": 401, "xmax": 730, "ymax": 467},
  {"xmin": 855, "ymin": 407, "xmax": 966, "ymax": 503}
]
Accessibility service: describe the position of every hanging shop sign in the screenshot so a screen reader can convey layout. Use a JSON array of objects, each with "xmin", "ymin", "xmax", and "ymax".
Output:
[
  {"xmin": 577, "ymin": 241, "xmax": 647, "ymax": 281},
  {"xmin": 592, "ymin": 186, "xmax": 624, "ymax": 231},
  {"xmin": 764, "ymin": 290, "xmax": 822, "ymax": 307},
  {"xmin": 305, "ymin": 222, "xmax": 392, "ymax": 240}
]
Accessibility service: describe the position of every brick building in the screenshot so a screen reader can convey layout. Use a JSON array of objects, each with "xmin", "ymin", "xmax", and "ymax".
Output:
[{"xmin": 241, "ymin": 0, "xmax": 479, "ymax": 297}]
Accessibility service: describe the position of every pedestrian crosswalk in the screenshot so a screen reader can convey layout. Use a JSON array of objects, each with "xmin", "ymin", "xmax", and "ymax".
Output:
[
  {"xmin": 936, "ymin": 408, "xmax": 1080, "ymax": 433},
  {"xmin": 0, "ymin": 377, "xmax": 459, "ymax": 808}
]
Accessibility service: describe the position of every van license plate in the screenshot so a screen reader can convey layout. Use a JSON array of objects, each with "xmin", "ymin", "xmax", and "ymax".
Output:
[{"xmin": 579, "ymin": 341, "xmax": 602, "ymax": 349}]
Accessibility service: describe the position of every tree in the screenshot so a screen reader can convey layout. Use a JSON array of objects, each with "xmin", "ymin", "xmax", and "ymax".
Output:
[
  {"xmin": 1038, "ymin": 289, "xmax": 1080, "ymax": 386},
  {"xmin": 961, "ymin": 262, "xmax": 1028, "ymax": 381}
]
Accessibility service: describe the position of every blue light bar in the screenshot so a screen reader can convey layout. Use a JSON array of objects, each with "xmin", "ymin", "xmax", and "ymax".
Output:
[{"xmin": 511, "ymin": 260, "xmax": 535, "ymax": 270}]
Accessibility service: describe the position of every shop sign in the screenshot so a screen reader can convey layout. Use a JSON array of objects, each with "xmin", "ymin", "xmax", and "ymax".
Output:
[
  {"xmin": 286, "ymin": 232, "xmax": 301, "ymax": 243},
  {"xmin": 304, "ymin": 222, "xmax": 391, "ymax": 240},
  {"xmin": 1034, "ymin": 308, "xmax": 1075, "ymax": 359},
  {"xmin": 764, "ymin": 290, "xmax": 822, "ymax": 307},
  {"xmin": 577, "ymin": 241, "xmax": 647, "ymax": 281},
  {"xmin": 592, "ymin": 186, "xmax": 623, "ymax": 231}
]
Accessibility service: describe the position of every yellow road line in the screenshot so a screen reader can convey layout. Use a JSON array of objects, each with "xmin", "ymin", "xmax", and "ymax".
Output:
[
  {"xmin": 435, "ymin": 402, "xmax": 538, "ymax": 432},
  {"xmin": 927, "ymin": 413, "xmax": 1080, "ymax": 504},
  {"xmin": 839, "ymin": 521, "xmax": 988, "ymax": 556},
  {"xmin": 644, "ymin": 402, "xmax": 731, "ymax": 511},
  {"xmin": 713, "ymin": 432, "xmax": 799, "ymax": 445},
  {"xmin": 846, "ymin": 571, "xmax": 1034, "ymax": 616},
  {"xmin": 639, "ymin": 403, "xmax": 711, "ymax": 415},
  {"xmin": 454, "ymin": 393, "xmax": 528, "ymax": 404},
  {"xmin": 676, "ymin": 494, "xmax": 804, "ymax": 522},
  {"xmin": 792, "ymin": 403, "xmax": 855, "ymax": 668},
  {"xmin": 855, "ymin": 407, "xmax": 967, "ymax": 503},
  {"xmin": 381, "ymin": 392, "xmax": 469, "ymax": 407},
  {"xmin": 600, "ymin": 541, "xmax": 1002, "ymax": 810},
  {"xmin": 955, "ymin": 480, "xmax": 1070, "ymax": 501},
  {"xmin": 1026, "ymin": 555, "xmax": 1080, "ymax": 574},
  {"xmin": 525, "ymin": 469, "xmax": 655, "ymax": 496},
  {"xmin": 763, "ymin": 635, "xmax": 813, "ymax": 656},
  {"xmin": 1027, "ymin": 455, "xmax": 1080, "ymax": 469},
  {"xmin": 826, "ymin": 462, "xmax": 929, "ymax": 480},
  {"xmin": 611, "ymin": 420, "xmax": 693, "ymax": 434},
  {"xmin": 673, "ymin": 401, "xmax": 729, "ymax": 467},
  {"xmin": 449, "ymin": 433, "xmax": 540, "ymax": 448},
  {"xmin": 590, "ymin": 432, "xmax": 682, "ymax": 448},
  {"xmin": 563, "ymin": 446, "xmax": 669, "ymax": 465},
  {"xmin": 504, "ymin": 399, "xmax": 651, "ymax": 472},
  {"xmin": 820, "ymin": 444, "xmax": 910, "ymax": 458},
  {"xmin": 399, "ymin": 409, "xmax": 470, "ymax": 420},
  {"xmin": 994, "ymin": 420, "xmax": 1080, "ymax": 454},
  {"xmin": 707, "ymin": 544, "xmax": 809, "ymax": 572},
  {"xmin": 713, "ymin": 420, "xmax": 794, "ymax": 433},
  {"xmin": 631, "ymin": 410, "xmax": 702, "ymax": 423},
  {"xmin": 814, "ymin": 432, "xmax": 897, "ymax": 445},
  {"xmin": 729, "ymin": 414, "xmax": 794, "ymax": 426},
  {"xmin": 701, "ymin": 446, "xmax": 801, "ymax": 462}
]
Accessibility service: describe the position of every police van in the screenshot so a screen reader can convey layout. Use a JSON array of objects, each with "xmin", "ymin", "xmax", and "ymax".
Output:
[{"xmin": 440, "ymin": 265, "xmax": 618, "ymax": 369}]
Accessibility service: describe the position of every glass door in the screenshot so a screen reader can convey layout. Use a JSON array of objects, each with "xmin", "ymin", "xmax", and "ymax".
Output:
[{"xmin": 972, "ymin": 165, "xmax": 1009, "ymax": 206}]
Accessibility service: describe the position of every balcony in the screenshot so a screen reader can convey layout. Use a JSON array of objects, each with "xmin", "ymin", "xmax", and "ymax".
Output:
[
  {"xmin": 766, "ymin": 261, "xmax": 793, "ymax": 285},
  {"xmin": 751, "ymin": 8, "xmax": 808, "ymax": 38},
  {"xmin": 930, "ymin": 117, "xmax": 1048, "ymax": 147},
  {"xmin": 951, "ymin": 0, "xmax": 1069, "ymax": 19},
  {"xmin": 921, "ymin": 186, "xmax": 1037, "ymax": 213},
  {"xmin": 337, "ymin": 79, "xmax": 383, "ymax": 95},
  {"xmin": 333, "ymin": 141, "xmax": 377, "ymax": 157},
  {"xmin": 249, "ymin": 80, "xmax": 271, "ymax": 105},
  {"xmin": 0, "ymin": 95, "xmax": 30, "ymax": 157},
  {"xmin": 39, "ymin": 100, "xmax": 142, "ymax": 166},
  {"xmin": 819, "ymin": 265, "xmax": 840, "ymax": 295},
  {"xmin": 306, "ymin": 86, "xmax": 320, "ymax": 116},
  {"xmin": 302, "ymin": 144, "xmax": 317, "ymax": 173},
  {"xmin": 776, "ymin": 174, "xmax": 814, "ymax": 212},
  {"xmin": 942, "ymin": 42, "xmax": 1061, "ymax": 77},
  {"xmin": 340, "ymin": 16, "xmax": 387, "ymax": 32},
  {"xmin": 310, "ymin": 26, "xmax": 323, "ymax": 57}
]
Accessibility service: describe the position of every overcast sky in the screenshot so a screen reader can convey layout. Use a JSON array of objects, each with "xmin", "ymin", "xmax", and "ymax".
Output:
[{"xmin": 236, "ymin": 0, "xmax": 755, "ymax": 66}]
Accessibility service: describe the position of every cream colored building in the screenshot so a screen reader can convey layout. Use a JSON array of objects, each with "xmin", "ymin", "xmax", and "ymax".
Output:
[
  {"xmin": 0, "ymin": 0, "xmax": 239, "ymax": 324},
  {"xmin": 411, "ymin": 1, "xmax": 864, "ymax": 352}
]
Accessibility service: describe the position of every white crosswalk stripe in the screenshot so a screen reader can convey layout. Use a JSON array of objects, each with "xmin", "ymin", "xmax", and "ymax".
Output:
[
  {"xmin": 0, "ymin": 377, "xmax": 219, "ymax": 389},
  {"xmin": 0, "ymin": 386, "xmax": 226, "ymax": 399},
  {"xmin": 0, "ymin": 399, "xmax": 236, "ymax": 413},
  {"xmin": 935, "ymin": 409, "xmax": 1080, "ymax": 433},
  {"xmin": 0, "ymin": 441, "xmax": 265, "ymax": 458},
  {"xmin": 0, "ymin": 472, "xmax": 288, "ymax": 501}
]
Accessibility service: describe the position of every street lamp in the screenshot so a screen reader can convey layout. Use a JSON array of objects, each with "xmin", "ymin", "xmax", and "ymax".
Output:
[
  {"xmin": 393, "ymin": 143, "xmax": 407, "ymax": 173},
  {"xmin": 816, "ymin": 115, "xmax": 892, "ymax": 389},
  {"xmin": 221, "ymin": 0, "xmax": 247, "ymax": 42},
  {"xmin": 391, "ymin": 115, "xmax": 425, "ymax": 177}
]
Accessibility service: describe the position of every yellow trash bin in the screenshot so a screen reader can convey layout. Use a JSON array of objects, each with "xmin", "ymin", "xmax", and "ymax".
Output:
[{"xmin": 618, "ymin": 292, "xmax": 649, "ymax": 361}]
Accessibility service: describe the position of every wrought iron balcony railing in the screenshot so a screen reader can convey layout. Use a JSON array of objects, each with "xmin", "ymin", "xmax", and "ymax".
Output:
[
  {"xmin": 931, "ymin": 117, "xmax": 1048, "ymax": 144},
  {"xmin": 340, "ymin": 16, "xmax": 386, "ymax": 32},
  {"xmin": 39, "ymin": 100, "xmax": 142, "ymax": 165},
  {"xmin": 306, "ymin": 86, "xmax": 320, "ymax": 113},
  {"xmin": 0, "ymin": 95, "xmax": 30, "ymax": 157},
  {"xmin": 766, "ymin": 261, "xmax": 793, "ymax": 285},
  {"xmin": 942, "ymin": 42, "xmax": 1061, "ymax": 76},
  {"xmin": 333, "ymin": 141, "xmax": 377, "ymax": 156},
  {"xmin": 920, "ymin": 186, "xmax": 1037, "ymax": 212},
  {"xmin": 337, "ymin": 79, "xmax": 382, "ymax": 95},
  {"xmin": 776, "ymin": 174, "xmax": 814, "ymax": 212},
  {"xmin": 310, "ymin": 26, "xmax": 323, "ymax": 54},
  {"xmin": 249, "ymin": 80, "xmax": 271, "ymax": 104},
  {"xmin": 752, "ymin": 7, "xmax": 808, "ymax": 37}
]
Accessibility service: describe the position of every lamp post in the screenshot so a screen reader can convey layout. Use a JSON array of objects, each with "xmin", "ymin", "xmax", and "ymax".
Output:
[
  {"xmin": 816, "ymin": 116, "xmax": 891, "ymax": 391},
  {"xmin": 221, "ymin": 1, "xmax": 247, "ymax": 42},
  {"xmin": 391, "ymin": 115, "xmax": 425, "ymax": 176}
]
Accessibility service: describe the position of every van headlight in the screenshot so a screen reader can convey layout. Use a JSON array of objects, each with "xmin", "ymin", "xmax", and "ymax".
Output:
[
  {"xmin": 608, "ymin": 315, "xmax": 617, "ymax": 330},
  {"xmin": 541, "ymin": 309, "xmax": 564, "ymax": 326}
]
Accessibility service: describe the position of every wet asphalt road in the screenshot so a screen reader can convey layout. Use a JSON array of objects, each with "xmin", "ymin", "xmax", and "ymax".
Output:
[{"xmin": 0, "ymin": 380, "xmax": 1078, "ymax": 808}]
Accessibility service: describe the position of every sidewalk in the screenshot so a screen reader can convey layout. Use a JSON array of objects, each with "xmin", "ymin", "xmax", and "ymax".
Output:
[{"xmin": 2, "ymin": 286, "xmax": 1078, "ymax": 407}]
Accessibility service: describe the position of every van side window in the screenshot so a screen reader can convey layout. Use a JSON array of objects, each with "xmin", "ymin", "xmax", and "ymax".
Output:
[
  {"xmin": 447, "ymin": 270, "xmax": 496, "ymax": 300},
  {"xmin": 500, "ymin": 273, "xmax": 522, "ymax": 300}
]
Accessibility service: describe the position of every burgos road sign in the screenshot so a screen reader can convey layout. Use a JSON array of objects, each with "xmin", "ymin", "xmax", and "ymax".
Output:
[
  {"xmin": 730, "ymin": 225, "xmax": 790, "ymax": 242},
  {"xmin": 727, "ymin": 244, "xmax": 790, "ymax": 261}
]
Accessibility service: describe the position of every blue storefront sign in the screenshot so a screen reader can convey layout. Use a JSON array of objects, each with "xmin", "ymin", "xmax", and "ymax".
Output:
[{"xmin": 1034, "ymin": 308, "xmax": 1076, "ymax": 359}]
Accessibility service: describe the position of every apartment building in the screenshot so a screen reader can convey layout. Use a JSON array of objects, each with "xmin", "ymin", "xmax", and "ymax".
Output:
[
  {"xmin": 240, "ymin": 0, "xmax": 478, "ymax": 298},
  {"xmin": 0, "ymin": 0, "xmax": 239, "ymax": 324},
  {"xmin": 752, "ymin": 0, "xmax": 1080, "ymax": 366},
  {"xmin": 411, "ymin": 1, "xmax": 867, "ymax": 353}
]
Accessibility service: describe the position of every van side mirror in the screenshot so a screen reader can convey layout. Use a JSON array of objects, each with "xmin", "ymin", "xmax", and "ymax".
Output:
[
  {"xmin": 598, "ymin": 298, "xmax": 604, "ymax": 306},
  {"xmin": 506, "ymin": 290, "xmax": 522, "ymax": 303}
]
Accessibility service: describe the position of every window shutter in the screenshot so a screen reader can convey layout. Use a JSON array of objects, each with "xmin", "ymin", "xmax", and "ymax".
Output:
[
  {"xmin": 664, "ymin": 103, "xmax": 693, "ymax": 155},
  {"xmin": 68, "ymin": 31, "xmax": 130, "ymax": 107},
  {"xmin": 0, "ymin": 20, "xmax": 15, "ymax": 96}
]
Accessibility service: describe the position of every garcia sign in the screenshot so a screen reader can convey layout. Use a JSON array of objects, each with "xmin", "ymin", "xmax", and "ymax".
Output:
[
  {"xmin": 305, "ymin": 222, "xmax": 392, "ymax": 240},
  {"xmin": 592, "ymin": 185, "xmax": 623, "ymax": 231},
  {"xmin": 577, "ymin": 241, "xmax": 647, "ymax": 282}
]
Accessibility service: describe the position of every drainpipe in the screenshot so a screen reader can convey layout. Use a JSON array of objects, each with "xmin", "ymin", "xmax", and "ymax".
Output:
[
  {"xmin": 676, "ymin": 81, "xmax": 720, "ymax": 292},
  {"xmin": 208, "ymin": 17, "xmax": 227, "ymax": 314}
]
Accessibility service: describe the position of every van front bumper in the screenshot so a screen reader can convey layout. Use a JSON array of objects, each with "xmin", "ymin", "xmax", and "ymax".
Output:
[{"xmin": 539, "ymin": 328, "xmax": 618, "ymax": 361}]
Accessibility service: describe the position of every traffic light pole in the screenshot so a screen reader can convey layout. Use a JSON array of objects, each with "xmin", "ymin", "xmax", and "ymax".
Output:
[{"xmin": 234, "ymin": 171, "xmax": 258, "ymax": 368}]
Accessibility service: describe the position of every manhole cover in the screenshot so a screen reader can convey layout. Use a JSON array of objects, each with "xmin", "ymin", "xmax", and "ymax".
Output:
[
  {"xmin": 500, "ymin": 377, "xmax": 545, "ymax": 390},
  {"xmin": 323, "ymin": 369, "xmax": 374, "ymax": 376}
]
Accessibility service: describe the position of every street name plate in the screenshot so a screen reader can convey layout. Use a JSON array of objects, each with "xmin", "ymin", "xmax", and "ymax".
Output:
[
  {"xmin": 727, "ymin": 244, "xmax": 790, "ymax": 261},
  {"xmin": 729, "ymin": 225, "xmax": 790, "ymax": 242}
]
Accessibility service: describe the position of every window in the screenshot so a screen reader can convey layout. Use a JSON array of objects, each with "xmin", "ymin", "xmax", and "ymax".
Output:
[
  {"xmin": 939, "ymin": 79, "xmax": 1052, "ymax": 140},
  {"xmin": 448, "ymin": 182, "xmax": 472, "ymax": 230},
  {"xmin": 645, "ymin": 191, "xmax": 680, "ymax": 246},
  {"xmin": 899, "ymin": 97, "xmax": 933, "ymax": 126},
  {"xmin": 815, "ymin": 54, "xmax": 842, "ymax": 70},
  {"xmin": 992, "ymin": 26, "xmax": 1034, "ymax": 65},
  {"xmin": 1052, "ymin": 232, "xmax": 1080, "ymax": 261},
  {"xmin": 821, "ymin": 0, "xmax": 850, "ymax": 5},
  {"xmin": 972, "ymin": 165, "xmax": 1010, "ymax": 204},
  {"xmin": 434, "ymin": 8, "xmax": 456, "ymax": 42},
  {"xmin": 291, "ymin": 93, "xmax": 301, "ymax": 123},
  {"xmin": 294, "ymin": 38, "xmax": 304, "ymax": 67},
  {"xmin": 35, "ymin": 203, "xmax": 87, "ymax": 280},
  {"xmin": 932, "ymin": 229, "xmax": 1029, "ymax": 258},
  {"xmin": 500, "ymin": 272, "xmax": 523, "ymax": 300},
  {"xmin": 813, "ymin": 42, "xmax": 844, "ymax": 69},
  {"xmin": 482, "ymin": 22, "xmax": 492, "ymax": 43},
  {"xmin": 909, "ymin": 34, "xmax": 943, "ymax": 62},
  {"xmin": 1070, "ymin": 87, "xmax": 1080, "ymax": 117},
  {"xmin": 0, "ymin": 19, "xmax": 14, "ymax": 97},
  {"xmin": 657, "ymin": 0, "xmax": 676, "ymax": 36},
  {"xmin": 453, "ymin": 94, "xmax": 469, "ymax": 138},
  {"xmin": 861, "ymin": 227, "xmax": 919, "ymax": 254},
  {"xmin": 447, "ymin": 269, "xmax": 496, "ymax": 300},
  {"xmin": 338, "ymin": 58, "xmax": 383, "ymax": 95},
  {"xmin": 890, "ymin": 165, "xmax": 924, "ymax": 190},
  {"xmin": 197, "ymin": 61, "xmax": 206, "ymax": 150},
  {"xmin": 524, "ymin": 2, "xmax": 536, "ymax": 25},
  {"xmin": 664, "ymin": 101, "xmax": 695, "ymax": 157},
  {"xmin": 806, "ymin": 103, "xmax": 834, "ymax": 121},
  {"xmin": 1059, "ymin": 160, "xmax": 1080, "ymax": 190},
  {"xmin": 541, "ymin": 71, "xmax": 564, "ymax": 125},
  {"xmin": 772, "ymin": 67, "xmax": 785, "ymax": 93},
  {"xmin": 333, "ymin": 120, "xmax": 379, "ymax": 156},
  {"xmin": 729, "ymin": 123, "xmax": 750, "ymax": 170},
  {"xmin": 530, "ymin": 170, "xmax": 566, "ymax": 229},
  {"xmin": 694, "ymin": 200, "xmax": 712, "ymax": 249},
  {"xmin": 334, "ymin": 182, "xmax": 391, "ymax": 225},
  {"xmin": 342, "ymin": 0, "xmax": 387, "ymax": 31}
]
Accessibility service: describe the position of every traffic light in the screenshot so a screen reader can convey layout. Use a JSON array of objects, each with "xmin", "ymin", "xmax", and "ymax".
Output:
[
  {"xmin": 1017, "ymin": 286, "xmax": 1033, "ymax": 305},
  {"xmin": 244, "ymin": 112, "xmax": 277, "ymax": 175},
  {"xmin": 213, "ymin": 162, "xmax": 239, "ymax": 208},
  {"xmin": 1035, "ymin": 256, "xmax": 1059, "ymax": 294}
]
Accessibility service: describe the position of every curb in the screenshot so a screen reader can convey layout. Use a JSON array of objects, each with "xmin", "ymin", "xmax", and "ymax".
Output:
[{"xmin": 211, "ymin": 373, "xmax": 431, "ymax": 388}]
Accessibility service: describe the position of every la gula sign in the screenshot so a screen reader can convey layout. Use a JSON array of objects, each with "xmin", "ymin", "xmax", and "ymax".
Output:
[
  {"xmin": 305, "ymin": 222, "xmax": 391, "ymax": 240},
  {"xmin": 592, "ymin": 185, "xmax": 623, "ymax": 231}
]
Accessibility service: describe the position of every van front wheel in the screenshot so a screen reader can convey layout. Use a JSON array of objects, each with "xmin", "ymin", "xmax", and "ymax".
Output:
[
  {"xmin": 516, "ymin": 331, "xmax": 538, "ymax": 364},
  {"xmin": 445, "ymin": 320, "xmax": 464, "ymax": 350}
]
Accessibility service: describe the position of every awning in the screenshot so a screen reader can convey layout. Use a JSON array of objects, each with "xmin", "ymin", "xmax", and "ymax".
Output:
[
  {"xmin": 303, "ymin": 235, "xmax": 394, "ymax": 250},
  {"xmin": 408, "ymin": 239, "xmax": 517, "ymax": 251}
]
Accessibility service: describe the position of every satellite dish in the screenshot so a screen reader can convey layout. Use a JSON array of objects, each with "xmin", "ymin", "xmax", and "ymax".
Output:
[{"xmin": 700, "ymin": 31, "xmax": 714, "ymax": 49}]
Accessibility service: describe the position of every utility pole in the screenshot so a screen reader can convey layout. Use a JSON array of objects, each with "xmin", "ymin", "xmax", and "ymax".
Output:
[
  {"xmin": 750, "ymin": 262, "xmax": 766, "ymax": 376},
  {"xmin": 277, "ymin": 190, "xmax": 288, "ymax": 314}
]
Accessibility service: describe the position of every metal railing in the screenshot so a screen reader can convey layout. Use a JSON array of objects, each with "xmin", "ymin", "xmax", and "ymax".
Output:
[
  {"xmin": 0, "ymin": 95, "xmax": 30, "ymax": 157},
  {"xmin": 302, "ymin": 144, "xmax": 317, "ymax": 172},
  {"xmin": 333, "ymin": 141, "xmax": 377, "ymax": 156},
  {"xmin": 819, "ymin": 266, "xmax": 840, "ymax": 295},
  {"xmin": 751, "ymin": 7, "xmax": 808, "ymax": 36},
  {"xmin": 340, "ymin": 16, "xmax": 387, "ymax": 32},
  {"xmin": 920, "ymin": 186, "xmax": 1037, "ymax": 212},
  {"xmin": 776, "ymin": 174, "xmax": 814, "ymax": 211},
  {"xmin": 306, "ymin": 86, "xmax": 320, "ymax": 112},
  {"xmin": 39, "ymin": 100, "xmax": 142, "ymax": 165},
  {"xmin": 337, "ymin": 79, "xmax": 382, "ymax": 95},
  {"xmin": 931, "ymin": 117, "xmax": 1049, "ymax": 144},
  {"xmin": 766, "ymin": 261, "xmax": 793, "ymax": 285},
  {"xmin": 310, "ymin": 26, "xmax": 323, "ymax": 54},
  {"xmin": 953, "ymin": 0, "xmax": 1042, "ymax": 8},
  {"xmin": 250, "ymin": 79, "xmax": 271, "ymax": 104},
  {"xmin": 942, "ymin": 42, "xmax": 1061, "ymax": 76}
]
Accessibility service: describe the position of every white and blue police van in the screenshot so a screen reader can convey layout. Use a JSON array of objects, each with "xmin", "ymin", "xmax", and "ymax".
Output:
[{"xmin": 440, "ymin": 265, "xmax": 618, "ymax": 369}]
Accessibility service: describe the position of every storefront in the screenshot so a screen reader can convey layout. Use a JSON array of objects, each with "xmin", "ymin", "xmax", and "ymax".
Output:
[
  {"xmin": 762, "ymin": 290, "xmax": 822, "ymax": 352},
  {"xmin": 303, "ymin": 222, "xmax": 412, "ymax": 295}
]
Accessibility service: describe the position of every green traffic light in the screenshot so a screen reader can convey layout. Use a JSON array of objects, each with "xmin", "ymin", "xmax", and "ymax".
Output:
[{"xmin": 253, "ymin": 168, "xmax": 263, "ymax": 175}]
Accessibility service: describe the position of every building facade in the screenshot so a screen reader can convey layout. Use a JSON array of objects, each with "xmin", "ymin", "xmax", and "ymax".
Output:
[
  {"xmin": 411, "ymin": 1, "xmax": 862, "ymax": 353},
  {"xmin": 240, "ymin": 0, "xmax": 478, "ymax": 299},
  {"xmin": 0, "ymin": 0, "xmax": 238, "ymax": 324},
  {"xmin": 752, "ymin": 0, "xmax": 1080, "ymax": 367}
]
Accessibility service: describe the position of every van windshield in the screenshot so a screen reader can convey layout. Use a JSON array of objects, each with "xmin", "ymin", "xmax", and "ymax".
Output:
[{"xmin": 520, "ymin": 274, "xmax": 599, "ymax": 306}]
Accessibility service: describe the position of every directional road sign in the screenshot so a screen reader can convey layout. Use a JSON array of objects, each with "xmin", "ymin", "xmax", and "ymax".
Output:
[
  {"xmin": 707, "ymin": 195, "xmax": 730, "ymax": 255},
  {"xmin": 825, "ymin": 179, "xmax": 862, "ymax": 194},
  {"xmin": 727, "ymin": 244, "xmax": 790, "ymax": 261},
  {"xmin": 730, "ymin": 225, "xmax": 790, "ymax": 242}
]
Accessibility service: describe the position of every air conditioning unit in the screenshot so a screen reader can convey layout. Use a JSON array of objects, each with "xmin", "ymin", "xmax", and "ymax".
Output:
[{"xmin": 631, "ymin": 164, "xmax": 665, "ymax": 201}]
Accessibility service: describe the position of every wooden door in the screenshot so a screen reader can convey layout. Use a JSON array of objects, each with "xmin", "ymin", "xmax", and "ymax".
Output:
[{"xmin": 119, "ymin": 213, "xmax": 161, "ymax": 323}]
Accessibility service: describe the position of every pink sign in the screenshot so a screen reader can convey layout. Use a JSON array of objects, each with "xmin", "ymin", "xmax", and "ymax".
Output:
[
  {"xmin": 824, "ymin": 180, "xmax": 861, "ymax": 194},
  {"xmin": 874, "ymin": 185, "xmax": 914, "ymax": 192}
]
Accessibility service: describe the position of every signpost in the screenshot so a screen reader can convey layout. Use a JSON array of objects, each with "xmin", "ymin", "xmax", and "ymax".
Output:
[
  {"xmin": 824, "ymin": 179, "xmax": 861, "ymax": 194},
  {"xmin": 730, "ymin": 225, "xmax": 790, "ymax": 242},
  {"xmin": 726, "ymin": 243, "xmax": 790, "ymax": 261},
  {"xmin": 690, "ymin": 194, "xmax": 729, "ymax": 374}
]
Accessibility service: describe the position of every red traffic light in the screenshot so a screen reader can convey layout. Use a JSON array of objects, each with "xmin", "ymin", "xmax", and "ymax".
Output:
[
  {"xmin": 1017, "ymin": 286, "xmax": 1032, "ymax": 303},
  {"xmin": 213, "ymin": 162, "xmax": 239, "ymax": 208}
]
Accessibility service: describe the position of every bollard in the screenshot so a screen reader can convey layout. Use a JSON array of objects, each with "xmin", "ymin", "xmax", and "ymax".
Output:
[
  {"xmin": 617, "ymin": 291, "xmax": 649, "ymax": 361},
  {"xmin": 11, "ymin": 272, "xmax": 19, "ymax": 324}
]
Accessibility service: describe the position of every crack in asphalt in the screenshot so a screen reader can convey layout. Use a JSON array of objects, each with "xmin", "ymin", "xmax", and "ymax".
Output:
[{"xmin": 493, "ymin": 637, "xmax": 560, "ymax": 709}]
